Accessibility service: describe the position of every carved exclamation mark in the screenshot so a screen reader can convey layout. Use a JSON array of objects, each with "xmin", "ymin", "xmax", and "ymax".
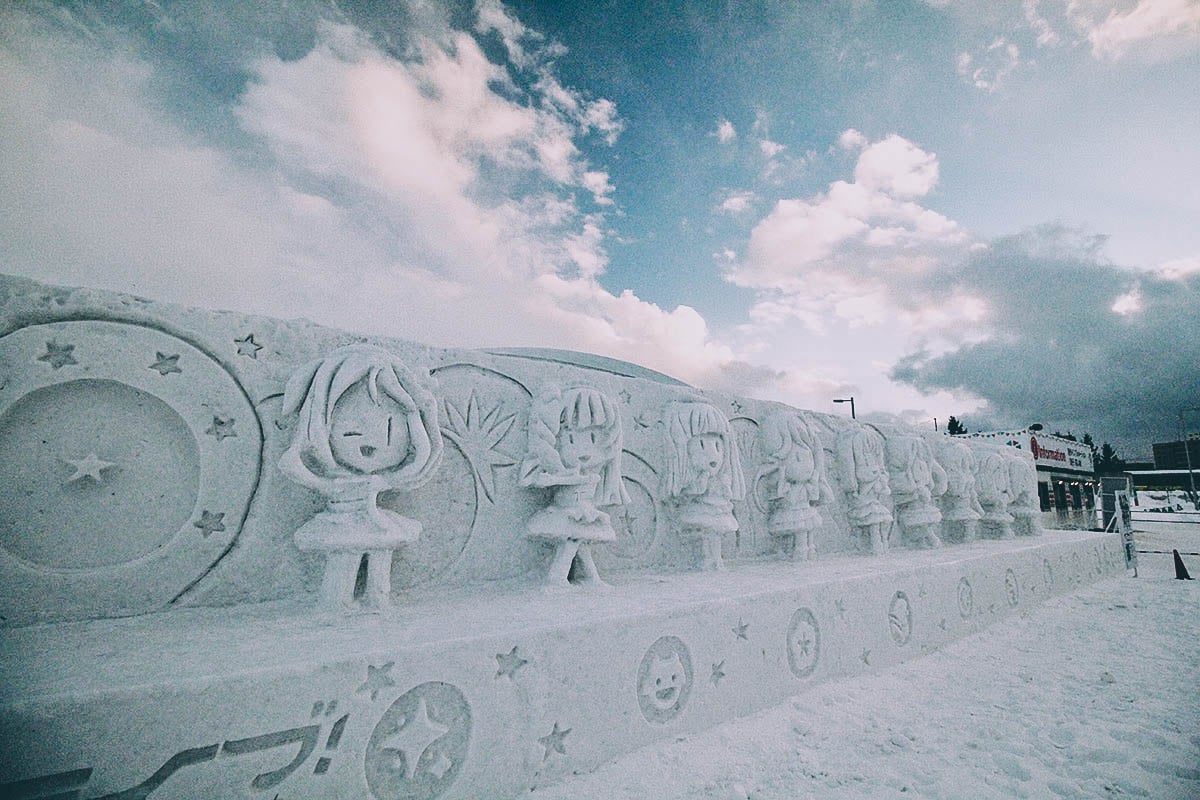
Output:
[{"xmin": 313, "ymin": 714, "xmax": 349, "ymax": 775}]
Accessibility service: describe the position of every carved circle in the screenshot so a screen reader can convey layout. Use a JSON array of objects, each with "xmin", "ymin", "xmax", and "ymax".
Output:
[
  {"xmin": 1004, "ymin": 569, "xmax": 1020, "ymax": 607},
  {"xmin": 0, "ymin": 380, "xmax": 199, "ymax": 568},
  {"xmin": 786, "ymin": 607, "xmax": 820, "ymax": 678},
  {"xmin": 1043, "ymin": 558, "xmax": 1054, "ymax": 591},
  {"xmin": 637, "ymin": 635, "xmax": 694, "ymax": 724},
  {"xmin": 365, "ymin": 681, "xmax": 471, "ymax": 800},
  {"xmin": 957, "ymin": 577, "xmax": 974, "ymax": 619},
  {"xmin": 888, "ymin": 591, "xmax": 913, "ymax": 646},
  {"xmin": 385, "ymin": 438, "xmax": 478, "ymax": 589},
  {"xmin": 0, "ymin": 320, "xmax": 261, "ymax": 623}
]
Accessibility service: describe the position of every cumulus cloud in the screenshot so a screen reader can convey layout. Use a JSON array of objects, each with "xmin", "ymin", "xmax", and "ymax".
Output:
[
  {"xmin": 0, "ymin": 2, "xmax": 741, "ymax": 392},
  {"xmin": 890, "ymin": 225, "xmax": 1200, "ymax": 453},
  {"xmin": 719, "ymin": 190, "xmax": 756, "ymax": 214},
  {"xmin": 715, "ymin": 118, "xmax": 737, "ymax": 143},
  {"xmin": 1084, "ymin": 0, "xmax": 1200, "ymax": 60}
]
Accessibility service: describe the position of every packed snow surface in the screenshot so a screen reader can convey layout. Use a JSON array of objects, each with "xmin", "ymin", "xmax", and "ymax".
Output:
[{"xmin": 532, "ymin": 570, "xmax": 1200, "ymax": 799}]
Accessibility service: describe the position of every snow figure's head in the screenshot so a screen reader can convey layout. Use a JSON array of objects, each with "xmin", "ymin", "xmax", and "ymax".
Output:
[
  {"xmin": 838, "ymin": 427, "xmax": 886, "ymax": 488},
  {"xmin": 662, "ymin": 401, "xmax": 746, "ymax": 500},
  {"xmin": 279, "ymin": 345, "xmax": 442, "ymax": 490},
  {"xmin": 760, "ymin": 412, "xmax": 822, "ymax": 486},
  {"xmin": 520, "ymin": 385, "xmax": 626, "ymax": 505}
]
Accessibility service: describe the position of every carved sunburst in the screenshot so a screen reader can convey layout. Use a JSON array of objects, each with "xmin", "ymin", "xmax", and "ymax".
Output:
[{"xmin": 442, "ymin": 392, "xmax": 517, "ymax": 503}]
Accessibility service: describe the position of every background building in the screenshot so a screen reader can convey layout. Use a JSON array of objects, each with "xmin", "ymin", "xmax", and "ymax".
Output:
[{"xmin": 959, "ymin": 430, "xmax": 1097, "ymax": 514}]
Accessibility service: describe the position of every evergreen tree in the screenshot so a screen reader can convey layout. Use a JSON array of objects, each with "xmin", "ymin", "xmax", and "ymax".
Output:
[
  {"xmin": 1095, "ymin": 443, "xmax": 1126, "ymax": 475},
  {"xmin": 946, "ymin": 416, "xmax": 967, "ymax": 435}
]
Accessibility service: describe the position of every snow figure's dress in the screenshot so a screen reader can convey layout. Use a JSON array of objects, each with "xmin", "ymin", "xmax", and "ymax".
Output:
[
  {"xmin": 837, "ymin": 427, "xmax": 893, "ymax": 555},
  {"xmin": 519, "ymin": 385, "xmax": 629, "ymax": 587},
  {"xmin": 885, "ymin": 434, "xmax": 948, "ymax": 549},
  {"xmin": 936, "ymin": 439, "xmax": 984, "ymax": 543},
  {"xmin": 662, "ymin": 401, "xmax": 746, "ymax": 572},
  {"xmin": 975, "ymin": 449, "xmax": 1015, "ymax": 539},
  {"xmin": 1005, "ymin": 450, "xmax": 1043, "ymax": 537},
  {"xmin": 758, "ymin": 412, "xmax": 832, "ymax": 561},
  {"xmin": 279, "ymin": 345, "xmax": 442, "ymax": 613}
]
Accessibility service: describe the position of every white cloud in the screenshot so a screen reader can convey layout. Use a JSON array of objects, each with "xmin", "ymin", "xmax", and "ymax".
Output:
[
  {"xmin": 1024, "ymin": 0, "xmax": 1063, "ymax": 46},
  {"xmin": 956, "ymin": 36, "xmax": 1021, "ymax": 91},
  {"xmin": 1158, "ymin": 255, "xmax": 1200, "ymax": 279},
  {"xmin": 715, "ymin": 118, "xmax": 737, "ymax": 143},
  {"xmin": 759, "ymin": 139, "xmax": 786, "ymax": 158},
  {"xmin": 1110, "ymin": 288, "xmax": 1144, "ymax": 314},
  {"xmin": 1087, "ymin": 0, "xmax": 1200, "ymax": 59},
  {"xmin": 853, "ymin": 134, "xmax": 941, "ymax": 198},
  {"xmin": 719, "ymin": 190, "xmax": 756, "ymax": 214},
  {"xmin": 0, "ymin": 4, "xmax": 748, "ymax": 394},
  {"xmin": 838, "ymin": 128, "xmax": 868, "ymax": 150}
]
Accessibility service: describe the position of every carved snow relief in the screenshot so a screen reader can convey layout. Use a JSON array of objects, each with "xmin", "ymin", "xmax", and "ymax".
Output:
[
  {"xmin": 662, "ymin": 401, "xmax": 746, "ymax": 571},
  {"xmin": 936, "ymin": 440, "xmax": 983, "ymax": 544},
  {"xmin": 975, "ymin": 449, "xmax": 1015, "ymax": 539},
  {"xmin": 786, "ymin": 607, "xmax": 821, "ymax": 678},
  {"xmin": 758, "ymin": 414, "xmax": 832, "ymax": 561},
  {"xmin": 885, "ymin": 434, "xmax": 947, "ymax": 549},
  {"xmin": 365, "ymin": 681, "xmax": 471, "ymax": 800},
  {"xmin": 837, "ymin": 428, "xmax": 893, "ymax": 555},
  {"xmin": 0, "ymin": 320, "xmax": 261, "ymax": 623},
  {"xmin": 637, "ymin": 635, "xmax": 694, "ymax": 724},
  {"xmin": 519, "ymin": 385, "xmax": 629, "ymax": 586},
  {"xmin": 279, "ymin": 345, "xmax": 443, "ymax": 612}
]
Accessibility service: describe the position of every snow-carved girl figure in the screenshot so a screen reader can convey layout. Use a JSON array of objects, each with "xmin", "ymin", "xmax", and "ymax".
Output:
[
  {"xmin": 936, "ymin": 439, "xmax": 984, "ymax": 543},
  {"xmin": 519, "ymin": 385, "xmax": 629, "ymax": 587},
  {"xmin": 279, "ymin": 345, "xmax": 442, "ymax": 613},
  {"xmin": 974, "ymin": 448, "xmax": 1015, "ymax": 538},
  {"xmin": 662, "ymin": 401, "xmax": 746, "ymax": 571},
  {"xmin": 758, "ymin": 412, "xmax": 832, "ymax": 561},
  {"xmin": 885, "ymin": 434, "xmax": 948, "ymax": 549},
  {"xmin": 1005, "ymin": 450, "xmax": 1042, "ymax": 537},
  {"xmin": 837, "ymin": 427, "xmax": 893, "ymax": 555}
]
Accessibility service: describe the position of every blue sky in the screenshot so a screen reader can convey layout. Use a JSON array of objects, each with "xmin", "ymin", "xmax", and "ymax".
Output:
[{"xmin": 1, "ymin": 0, "xmax": 1198, "ymax": 457}]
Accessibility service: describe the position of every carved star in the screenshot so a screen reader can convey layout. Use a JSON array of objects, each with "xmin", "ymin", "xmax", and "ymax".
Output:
[
  {"xmin": 193, "ymin": 510, "xmax": 226, "ymax": 537},
  {"xmin": 939, "ymin": 618, "xmax": 948, "ymax": 631},
  {"xmin": 711, "ymin": 660, "xmax": 726, "ymax": 686},
  {"xmin": 797, "ymin": 632, "xmax": 814, "ymax": 657},
  {"xmin": 148, "ymin": 352, "xmax": 182, "ymax": 375},
  {"xmin": 206, "ymin": 415, "xmax": 237, "ymax": 441},
  {"xmin": 379, "ymin": 697, "xmax": 448, "ymax": 781},
  {"xmin": 861, "ymin": 648, "xmax": 871, "ymax": 665},
  {"xmin": 618, "ymin": 388, "xmax": 632, "ymax": 404},
  {"xmin": 38, "ymin": 340, "xmax": 77, "ymax": 369},
  {"xmin": 732, "ymin": 619, "xmax": 750, "ymax": 641},
  {"xmin": 64, "ymin": 453, "xmax": 116, "ymax": 484},
  {"xmin": 234, "ymin": 334, "xmax": 263, "ymax": 359},
  {"xmin": 495, "ymin": 646, "xmax": 528, "ymax": 679},
  {"xmin": 731, "ymin": 400, "xmax": 744, "ymax": 413},
  {"xmin": 358, "ymin": 662, "xmax": 396, "ymax": 700},
  {"xmin": 539, "ymin": 722, "xmax": 570, "ymax": 761}
]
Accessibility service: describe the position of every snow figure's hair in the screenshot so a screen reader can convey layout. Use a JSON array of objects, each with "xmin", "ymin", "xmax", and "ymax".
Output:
[
  {"xmin": 519, "ymin": 385, "xmax": 628, "ymax": 506},
  {"xmin": 837, "ymin": 427, "xmax": 885, "ymax": 489},
  {"xmin": 279, "ymin": 345, "xmax": 442, "ymax": 489},
  {"xmin": 974, "ymin": 450, "xmax": 1011, "ymax": 501},
  {"xmin": 662, "ymin": 401, "xmax": 746, "ymax": 499},
  {"xmin": 760, "ymin": 412, "xmax": 824, "ymax": 497}
]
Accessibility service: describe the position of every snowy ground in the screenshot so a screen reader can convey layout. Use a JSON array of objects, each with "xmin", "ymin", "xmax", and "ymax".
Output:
[{"xmin": 531, "ymin": 530, "xmax": 1200, "ymax": 799}]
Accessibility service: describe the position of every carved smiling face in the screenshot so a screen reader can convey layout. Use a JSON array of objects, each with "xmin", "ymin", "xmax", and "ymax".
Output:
[
  {"xmin": 686, "ymin": 433, "xmax": 725, "ymax": 478},
  {"xmin": 641, "ymin": 653, "xmax": 687, "ymax": 711},
  {"xmin": 557, "ymin": 424, "xmax": 609, "ymax": 473},
  {"xmin": 329, "ymin": 379, "xmax": 413, "ymax": 474}
]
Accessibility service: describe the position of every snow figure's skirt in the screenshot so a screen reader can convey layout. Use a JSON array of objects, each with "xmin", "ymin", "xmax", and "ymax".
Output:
[{"xmin": 525, "ymin": 504, "xmax": 617, "ymax": 542}]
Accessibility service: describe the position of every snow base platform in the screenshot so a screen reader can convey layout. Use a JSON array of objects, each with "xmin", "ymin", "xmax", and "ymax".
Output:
[{"xmin": 0, "ymin": 530, "xmax": 1123, "ymax": 800}]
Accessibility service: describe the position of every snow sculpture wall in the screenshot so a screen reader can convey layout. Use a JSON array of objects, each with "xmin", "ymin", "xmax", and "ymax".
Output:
[{"xmin": 0, "ymin": 276, "xmax": 1119, "ymax": 800}]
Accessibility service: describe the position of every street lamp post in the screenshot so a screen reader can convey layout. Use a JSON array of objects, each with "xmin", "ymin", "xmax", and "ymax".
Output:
[
  {"xmin": 834, "ymin": 397, "xmax": 855, "ymax": 420},
  {"xmin": 1181, "ymin": 407, "xmax": 1200, "ymax": 510}
]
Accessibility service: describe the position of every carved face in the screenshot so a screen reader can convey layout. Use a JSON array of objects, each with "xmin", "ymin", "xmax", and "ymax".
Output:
[
  {"xmin": 641, "ymin": 653, "xmax": 687, "ymax": 711},
  {"xmin": 687, "ymin": 433, "xmax": 725, "ymax": 478},
  {"xmin": 784, "ymin": 444, "xmax": 816, "ymax": 483},
  {"xmin": 557, "ymin": 424, "xmax": 609, "ymax": 473},
  {"xmin": 328, "ymin": 380, "xmax": 412, "ymax": 474}
]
